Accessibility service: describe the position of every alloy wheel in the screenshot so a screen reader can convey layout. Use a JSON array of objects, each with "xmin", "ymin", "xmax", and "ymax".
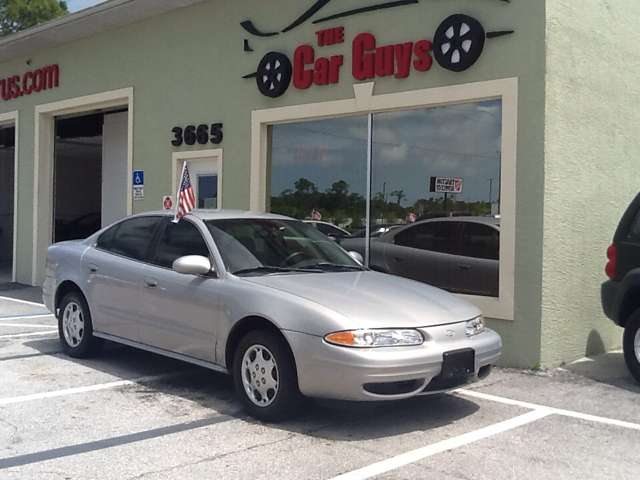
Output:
[
  {"xmin": 62, "ymin": 301, "xmax": 84, "ymax": 347},
  {"xmin": 241, "ymin": 344, "xmax": 279, "ymax": 407}
]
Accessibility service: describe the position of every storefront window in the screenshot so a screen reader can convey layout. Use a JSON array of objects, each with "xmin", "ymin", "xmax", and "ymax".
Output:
[{"xmin": 268, "ymin": 100, "xmax": 502, "ymax": 298}]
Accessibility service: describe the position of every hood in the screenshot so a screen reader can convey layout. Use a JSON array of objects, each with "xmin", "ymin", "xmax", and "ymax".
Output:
[{"xmin": 243, "ymin": 271, "xmax": 481, "ymax": 329}]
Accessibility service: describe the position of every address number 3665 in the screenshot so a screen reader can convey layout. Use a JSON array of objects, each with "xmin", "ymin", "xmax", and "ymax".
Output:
[{"xmin": 172, "ymin": 123, "xmax": 223, "ymax": 147}]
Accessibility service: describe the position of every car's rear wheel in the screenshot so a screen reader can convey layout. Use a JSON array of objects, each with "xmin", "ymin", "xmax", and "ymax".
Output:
[
  {"xmin": 58, "ymin": 291, "xmax": 103, "ymax": 358},
  {"xmin": 233, "ymin": 330, "xmax": 302, "ymax": 422},
  {"xmin": 623, "ymin": 309, "xmax": 640, "ymax": 384}
]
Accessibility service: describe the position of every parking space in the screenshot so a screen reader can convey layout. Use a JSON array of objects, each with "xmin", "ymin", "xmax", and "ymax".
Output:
[{"xmin": 1, "ymin": 292, "xmax": 639, "ymax": 479}]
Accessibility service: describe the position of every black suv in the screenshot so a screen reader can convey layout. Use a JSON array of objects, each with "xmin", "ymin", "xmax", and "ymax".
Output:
[{"xmin": 601, "ymin": 192, "xmax": 640, "ymax": 383}]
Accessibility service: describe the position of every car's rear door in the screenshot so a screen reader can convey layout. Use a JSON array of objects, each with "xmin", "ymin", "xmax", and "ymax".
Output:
[
  {"xmin": 82, "ymin": 215, "xmax": 164, "ymax": 341},
  {"xmin": 137, "ymin": 218, "xmax": 221, "ymax": 363},
  {"xmin": 615, "ymin": 197, "xmax": 640, "ymax": 280},
  {"xmin": 382, "ymin": 221, "xmax": 457, "ymax": 291},
  {"xmin": 451, "ymin": 221, "xmax": 500, "ymax": 297}
]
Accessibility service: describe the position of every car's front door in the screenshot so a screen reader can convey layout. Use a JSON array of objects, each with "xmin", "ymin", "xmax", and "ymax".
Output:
[
  {"xmin": 451, "ymin": 222, "xmax": 500, "ymax": 297},
  {"xmin": 137, "ymin": 218, "xmax": 221, "ymax": 363},
  {"xmin": 383, "ymin": 221, "xmax": 458, "ymax": 291},
  {"xmin": 82, "ymin": 216, "xmax": 164, "ymax": 341}
]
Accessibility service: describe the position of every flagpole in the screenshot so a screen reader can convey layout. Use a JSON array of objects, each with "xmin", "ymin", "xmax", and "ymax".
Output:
[{"xmin": 173, "ymin": 161, "xmax": 187, "ymax": 223}]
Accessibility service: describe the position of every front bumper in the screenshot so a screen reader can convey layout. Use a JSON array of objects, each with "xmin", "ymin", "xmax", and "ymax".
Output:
[{"xmin": 283, "ymin": 323, "xmax": 501, "ymax": 402}]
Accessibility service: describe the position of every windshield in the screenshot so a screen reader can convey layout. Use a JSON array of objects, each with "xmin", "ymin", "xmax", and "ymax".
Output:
[{"xmin": 205, "ymin": 218, "xmax": 362, "ymax": 274}]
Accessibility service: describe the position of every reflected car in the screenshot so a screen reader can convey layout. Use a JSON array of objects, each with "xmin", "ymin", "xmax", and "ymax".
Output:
[
  {"xmin": 350, "ymin": 223, "xmax": 403, "ymax": 239},
  {"xmin": 303, "ymin": 220, "xmax": 351, "ymax": 242},
  {"xmin": 340, "ymin": 217, "xmax": 500, "ymax": 298},
  {"xmin": 43, "ymin": 210, "xmax": 501, "ymax": 422}
]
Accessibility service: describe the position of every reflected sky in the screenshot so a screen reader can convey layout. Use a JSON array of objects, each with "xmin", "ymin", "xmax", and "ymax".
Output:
[{"xmin": 270, "ymin": 100, "xmax": 502, "ymax": 205}]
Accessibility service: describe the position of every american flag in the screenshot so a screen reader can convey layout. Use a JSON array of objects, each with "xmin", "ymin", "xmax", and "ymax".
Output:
[{"xmin": 175, "ymin": 162, "xmax": 196, "ymax": 220}]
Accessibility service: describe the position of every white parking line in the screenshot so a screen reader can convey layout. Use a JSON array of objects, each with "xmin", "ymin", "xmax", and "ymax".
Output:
[
  {"xmin": 455, "ymin": 388, "xmax": 640, "ymax": 431},
  {"xmin": 0, "ymin": 314, "xmax": 53, "ymax": 321},
  {"xmin": 329, "ymin": 409, "xmax": 552, "ymax": 480},
  {"xmin": 0, "ymin": 324, "xmax": 57, "ymax": 328},
  {"xmin": 0, "ymin": 373, "xmax": 185, "ymax": 406},
  {"xmin": 0, "ymin": 331, "xmax": 58, "ymax": 339},
  {"xmin": 0, "ymin": 296, "xmax": 46, "ymax": 307}
]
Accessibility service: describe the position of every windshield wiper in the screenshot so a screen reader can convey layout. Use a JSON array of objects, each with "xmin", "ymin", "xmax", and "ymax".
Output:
[
  {"xmin": 313, "ymin": 263, "xmax": 367, "ymax": 271},
  {"xmin": 233, "ymin": 266, "xmax": 323, "ymax": 275}
]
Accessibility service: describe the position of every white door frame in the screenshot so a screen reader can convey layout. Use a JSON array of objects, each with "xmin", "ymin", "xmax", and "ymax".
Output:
[
  {"xmin": 33, "ymin": 87, "xmax": 133, "ymax": 286},
  {"xmin": 172, "ymin": 149, "xmax": 223, "ymax": 210},
  {"xmin": 0, "ymin": 111, "xmax": 19, "ymax": 283}
]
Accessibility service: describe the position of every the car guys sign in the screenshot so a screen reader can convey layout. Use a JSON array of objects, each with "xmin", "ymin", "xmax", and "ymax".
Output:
[{"xmin": 241, "ymin": 0, "xmax": 513, "ymax": 98}]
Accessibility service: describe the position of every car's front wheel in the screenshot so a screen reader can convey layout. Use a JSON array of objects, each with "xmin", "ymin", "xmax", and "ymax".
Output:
[
  {"xmin": 233, "ymin": 330, "xmax": 302, "ymax": 422},
  {"xmin": 58, "ymin": 291, "xmax": 103, "ymax": 358},
  {"xmin": 623, "ymin": 309, "xmax": 640, "ymax": 384}
]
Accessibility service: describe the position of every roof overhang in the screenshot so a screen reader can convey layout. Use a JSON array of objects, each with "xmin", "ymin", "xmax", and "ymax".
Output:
[{"xmin": 0, "ymin": 0, "xmax": 209, "ymax": 65}]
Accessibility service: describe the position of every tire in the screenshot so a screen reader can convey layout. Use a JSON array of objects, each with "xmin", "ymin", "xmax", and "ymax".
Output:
[
  {"xmin": 256, "ymin": 52, "xmax": 292, "ymax": 98},
  {"xmin": 623, "ymin": 309, "xmax": 640, "ymax": 384},
  {"xmin": 58, "ymin": 291, "xmax": 103, "ymax": 358},
  {"xmin": 433, "ymin": 14, "xmax": 486, "ymax": 72},
  {"xmin": 233, "ymin": 330, "xmax": 302, "ymax": 422}
]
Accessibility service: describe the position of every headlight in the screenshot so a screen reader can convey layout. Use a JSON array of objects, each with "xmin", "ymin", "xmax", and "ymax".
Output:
[
  {"xmin": 325, "ymin": 329, "xmax": 424, "ymax": 347},
  {"xmin": 466, "ymin": 316, "xmax": 485, "ymax": 337}
]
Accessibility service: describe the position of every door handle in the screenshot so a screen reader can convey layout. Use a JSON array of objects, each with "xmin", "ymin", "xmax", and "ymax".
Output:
[
  {"xmin": 455, "ymin": 264, "xmax": 470, "ymax": 271},
  {"xmin": 143, "ymin": 277, "xmax": 158, "ymax": 288},
  {"xmin": 393, "ymin": 255, "xmax": 405, "ymax": 262},
  {"xmin": 88, "ymin": 264, "xmax": 98, "ymax": 274}
]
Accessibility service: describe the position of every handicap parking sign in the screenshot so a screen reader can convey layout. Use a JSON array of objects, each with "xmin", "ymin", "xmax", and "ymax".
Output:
[{"xmin": 133, "ymin": 171, "xmax": 144, "ymax": 186}]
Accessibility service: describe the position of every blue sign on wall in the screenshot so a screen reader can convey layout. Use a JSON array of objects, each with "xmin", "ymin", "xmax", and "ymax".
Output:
[{"xmin": 133, "ymin": 171, "xmax": 144, "ymax": 186}]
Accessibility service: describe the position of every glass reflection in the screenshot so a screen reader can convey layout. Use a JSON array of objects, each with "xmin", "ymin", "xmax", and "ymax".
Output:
[
  {"xmin": 269, "ymin": 116, "xmax": 368, "ymax": 237},
  {"xmin": 370, "ymin": 100, "xmax": 502, "ymax": 297}
]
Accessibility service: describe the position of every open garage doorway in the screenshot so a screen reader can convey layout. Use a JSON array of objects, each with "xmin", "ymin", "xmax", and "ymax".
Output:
[
  {"xmin": 0, "ymin": 126, "xmax": 15, "ymax": 284},
  {"xmin": 53, "ymin": 110, "xmax": 128, "ymax": 243}
]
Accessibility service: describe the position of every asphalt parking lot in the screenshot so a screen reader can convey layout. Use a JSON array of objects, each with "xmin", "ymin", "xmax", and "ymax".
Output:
[{"xmin": 1, "ymin": 287, "xmax": 639, "ymax": 479}]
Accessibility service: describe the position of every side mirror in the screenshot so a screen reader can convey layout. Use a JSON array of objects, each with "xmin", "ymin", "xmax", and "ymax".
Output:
[
  {"xmin": 348, "ymin": 251, "xmax": 364, "ymax": 265},
  {"xmin": 172, "ymin": 255, "xmax": 214, "ymax": 276}
]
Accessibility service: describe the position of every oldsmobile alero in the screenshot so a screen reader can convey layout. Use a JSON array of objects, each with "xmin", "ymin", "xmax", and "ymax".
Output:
[{"xmin": 43, "ymin": 210, "xmax": 501, "ymax": 421}]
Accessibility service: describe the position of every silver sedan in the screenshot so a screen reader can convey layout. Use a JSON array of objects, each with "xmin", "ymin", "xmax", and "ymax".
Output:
[{"xmin": 43, "ymin": 210, "xmax": 501, "ymax": 421}]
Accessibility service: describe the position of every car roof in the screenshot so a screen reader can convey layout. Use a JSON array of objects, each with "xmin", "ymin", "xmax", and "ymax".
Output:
[
  {"xmin": 133, "ymin": 209, "xmax": 295, "ymax": 222},
  {"xmin": 409, "ymin": 216, "xmax": 500, "ymax": 227}
]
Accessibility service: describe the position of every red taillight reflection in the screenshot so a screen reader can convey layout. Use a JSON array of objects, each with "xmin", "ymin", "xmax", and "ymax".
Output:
[{"xmin": 605, "ymin": 244, "xmax": 617, "ymax": 279}]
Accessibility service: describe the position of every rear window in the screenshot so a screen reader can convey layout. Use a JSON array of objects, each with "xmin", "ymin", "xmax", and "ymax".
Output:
[
  {"xmin": 97, "ymin": 216, "xmax": 163, "ymax": 262},
  {"xmin": 628, "ymin": 210, "xmax": 640, "ymax": 241}
]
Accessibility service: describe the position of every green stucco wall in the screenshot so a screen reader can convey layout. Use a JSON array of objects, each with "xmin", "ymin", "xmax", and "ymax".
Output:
[
  {"xmin": 0, "ymin": 0, "xmax": 546, "ymax": 366},
  {"xmin": 542, "ymin": 1, "xmax": 640, "ymax": 366}
]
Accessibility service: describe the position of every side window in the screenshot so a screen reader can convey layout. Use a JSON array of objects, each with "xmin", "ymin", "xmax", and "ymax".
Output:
[
  {"xmin": 459, "ymin": 223, "xmax": 500, "ymax": 260},
  {"xmin": 316, "ymin": 223, "xmax": 342, "ymax": 236},
  {"xmin": 96, "ymin": 224, "xmax": 117, "ymax": 250},
  {"xmin": 394, "ymin": 222, "xmax": 457, "ymax": 254},
  {"xmin": 628, "ymin": 210, "xmax": 640, "ymax": 241},
  {"xmin": 152, "ymin": 220, "xmax": 210, "ymax": 269},
  {"xmin": 97, "ymin": 217, "xmax": 162, "ymax": 261}
]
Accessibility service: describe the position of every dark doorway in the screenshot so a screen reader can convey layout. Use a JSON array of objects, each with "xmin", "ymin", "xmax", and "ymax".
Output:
[{"xmin": 0, "ymin": 126, "xmax": 15, "ymax": 284}]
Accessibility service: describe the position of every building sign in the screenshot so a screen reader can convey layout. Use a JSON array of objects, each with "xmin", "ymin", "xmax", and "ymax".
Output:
[
  {"xmin": 163, "ymin": 196, "xmax": 173, "ymax": 210},
  {"xmin": 241, "ymin": 1, "xmax": 513, "ymax": 98},
  {"xmin": 0, "ymin": 64, "xmax": 59, "ymax": 101},
  {"xmin": 430, "ymin": 176, "xmax": 463, "ymax": 194}
]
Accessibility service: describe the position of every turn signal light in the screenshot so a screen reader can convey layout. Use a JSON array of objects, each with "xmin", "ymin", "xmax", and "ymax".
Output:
[{"xmin": 325, "ymin": 331, "xmax": 356, "ymax": 345}]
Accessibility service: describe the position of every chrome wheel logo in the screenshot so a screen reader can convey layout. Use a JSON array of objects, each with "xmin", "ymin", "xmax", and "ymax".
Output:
[{"xmin": 446, "ymin": 330, "xmax": 455, "ymax": 337}]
